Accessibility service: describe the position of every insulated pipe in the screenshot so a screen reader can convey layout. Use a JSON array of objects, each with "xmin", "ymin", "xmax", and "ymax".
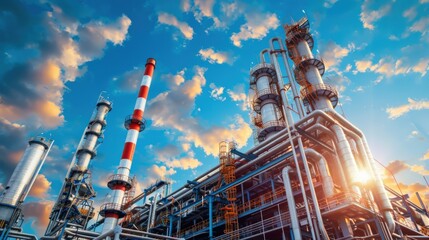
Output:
[
  {"xmin": 102, "ymin": 58, "xmax": 156, "ymax": 234},
  {"xmin": 260, "ymin": 49, "xmax": 269, "ymax": 63},
  {"xmin": 268, "ymin": 45, "xmax": 294, "ymax": 125},
  {"xmin": 148, "ymin": 193, "xmax": 162, "ymax": 231},
  {"xmin": 305, "ymin": 149, "xmax": 335, "ymax": 197},
  {"xmin": 160, "ymin": 116, "xmax": 323, "ymax": 211},
  {"xmin": 326, "ymin": 110, "xmax": 395, "ymax": 233},
  {"xmin": 331, "ymin": 124, "xmax": 361, "ymax": 195},
  {"xmin": 270, "ymin": 37, "xmax": 305, "ymax": 119},
  {"xmin": 296, "ymin": 138, "xmax": 330, "ymax": 240},
  {"xmin": 339, "ymin": 128, "xmax": 377, "ymax": 181},
  {"xmin": 282, "ymin": 166, "xmax": 302, "ymax": 240},
  {"xmin": 361, "ymin": 136, "xmax": 396, "ymax": 232},
  {"xmin": 329, "ymin": 140, "xmax": 350, "ymax": 192},
  {"xmin": 279, "ymin": 109, "xmax": 317, "ymax": 239},
  {"xmin": 158, "ymin": 126, "xmax": 300, "ymax": 211},
  {"xmin": 296, "ymin": 109, "xmax": 396, "ymax": 232}
]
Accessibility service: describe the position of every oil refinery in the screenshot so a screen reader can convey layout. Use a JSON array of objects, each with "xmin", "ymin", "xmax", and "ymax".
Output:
[{"xmin": 1, "ymin": 17, "xmax": 429, "ymax": 240}]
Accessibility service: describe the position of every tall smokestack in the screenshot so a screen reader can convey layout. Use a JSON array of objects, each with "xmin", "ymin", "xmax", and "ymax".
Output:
[{"xmin": 100, "ymin": 58, "xmax": 156, "ymax": 233}]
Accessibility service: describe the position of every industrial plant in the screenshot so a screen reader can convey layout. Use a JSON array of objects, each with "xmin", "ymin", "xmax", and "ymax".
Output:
[{"xmin": 1, "ymin": 17, "xmax": 429, "ymax": 240}]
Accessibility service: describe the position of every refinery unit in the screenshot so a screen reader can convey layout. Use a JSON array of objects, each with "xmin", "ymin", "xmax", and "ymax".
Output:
[{"xmin": 1, "ymin": 17, "xmax": 429, "ymax": 240}]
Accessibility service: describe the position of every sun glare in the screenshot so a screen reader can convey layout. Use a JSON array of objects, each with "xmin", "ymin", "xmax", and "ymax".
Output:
[{"xmin": 354, "ymin": 170, "xmax": 371, "ymax": 184}]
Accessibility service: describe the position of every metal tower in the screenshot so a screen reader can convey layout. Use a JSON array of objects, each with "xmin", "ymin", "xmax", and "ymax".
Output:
[
  {"xmin": 285, "ymin": 18, "xmax": 338, "ymax": 112},
  {"xmin": 250, "ymin": 54, "xmax": 285, "ymax": 143},
  {"xmin": 0, "ymin": 136, "xmax": 53, "ymax": 239},
  {"xmin": 44, "ymin": 94, "xmax": 112, "ymax": 237},
  {"xmin": 219, "ymin": 141, "xmax": 239, "ymax": 239},
  {"xmin": 100, "ymin": 58, "xmax": 156, "ymax": 233}
]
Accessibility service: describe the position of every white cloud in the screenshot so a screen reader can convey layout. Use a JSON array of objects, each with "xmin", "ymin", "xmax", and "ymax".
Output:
[
  {"xmin": 409, "ymin": 164, "xmax": 429, "ymax": 175},
  {"xmin": 323, "ymin": 71, "xmax": 351, "ymax": 93},
  {"xmin": 162, "ymin": 69, "xmax": 186, "ymax": 87},
  {"xmin": 355, "ymin": 57, "xmax": 427, "ymax": 78},
  {"xmin": 353, "ymin": 86, "xmax": 364, "ymax": 92},
  {"xmin": 421, "ymin": 150, "xmax": 429, "ymax": 160},
  {"xmin": 389, "ymin": 35, "xmax": 400, "ymax": 41},
  {"xmin": 409, "ymin": 17, "xmax": 429, "ymax": 36},
  {"xmin": 374, "ymin": 76, "xmax": 384, "ymax": 85},
  {"xmin": 355, "ymin": 60, "xmax": 373, "ymax": 72},
  {"xmin": 0, "ymin": 5, "xmax": 132, "ymax": 130},
  {"xmin": 221, "ymin": 2, "xmax": 241, "ymax": 19},
  {"xmin": 321, "ymin": 42, "xmax": 350, "ymax": 69},
  {"xmin": 345, "ymin": 64, "xmax": 352, "ymax": 72},
  {"xmin": 158, "ymin": 12, "xmax": 194, "ymax": 40},
  {"xmin": 386, "ymin": 98, "xmax": 429, "ymax": 119},
  {"xmin": 231, "ymin": 12, "xmax": 279, "ymax": 47},
  {"xmin": 147, "ymin": 67, "xmax": 252, "ymax": 156},
  {"xmin": 324, "ymin": 0, "xmax": 339, "ymax": 8},
  {"xmin": 140, "ymin": 165, "xmax": 177, "ymax": 189},
  {"xmin": 181, "ymin": 0, "xmax": 191, "ymax": 12},
  {"xmin": 193, "ymin": 0, "xmax": 215, "ymax": 22},
  {"xmin": 360, "ymin": 0, "xmax": 391, "ymax": 30},
  {"xmin": 85, "ymin": 15, "xmax": 131, "ymax": 45},
  {"xmin": 403, "ymin": 6, "xmax": 417, "ymax": 21},
  {"xmin": 209, "ymin": 83, "xmax": 226, "ymax": 101},
  {"xmin": 412, "ymin": 58, "xmax": 429, "ymax": 76},
  {"xmin": 28, "ymin": 174, "xmax": 51, "ymax": 199},
  {"xmin": 22, "ymin": 201, "xmax": 55, "ymax": 235},
  {"xmin": 198, "ymin": 48, "xmax": 234, "ymax": 64},
  {"xmin": 154, "ymin": 144, "xmax": 202, "ymax": 170},
  {"xmin": 227, "ymin": 84, "xmax": 248, "ymax": 111}
]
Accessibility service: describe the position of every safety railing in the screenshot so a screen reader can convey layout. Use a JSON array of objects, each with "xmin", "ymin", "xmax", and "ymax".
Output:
[
  {"xmin": 176, "ymin": 187, "xmax": 371, "ymax": 239},
  {"xmin": 100, "ymin": 203, "xmax": 122, "ymax": 212},
  {"xmin": 249, "ymin": 63, "xmax": 275, "ymax": 78},
  {"xmin": 300, "ymin": 83, "xmax": 338, "ymax": 100}
]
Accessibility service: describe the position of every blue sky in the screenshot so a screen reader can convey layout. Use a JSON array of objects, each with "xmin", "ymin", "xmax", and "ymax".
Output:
[{"xmin": 0, "ymin": 0, "xmax": 429, "ymax": 235}]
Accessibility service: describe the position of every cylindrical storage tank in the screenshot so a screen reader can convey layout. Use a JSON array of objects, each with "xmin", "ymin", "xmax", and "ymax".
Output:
[{"xmin": 0, "ymin": 136, "xmax": 52, "ymax": 222}]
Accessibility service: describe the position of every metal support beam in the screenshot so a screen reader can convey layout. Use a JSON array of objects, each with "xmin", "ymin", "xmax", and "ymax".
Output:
[
  {"xmin": 231, "ymin": 149, "xmax": 258, "ymax": 161},
  {"xmin": 208, "ymin": 195, "xmax": 214, "ymax": 239},
  {"xmin": 212, "ymin": 150, "xmax": 293, "ymax": 196},
  {"xmin": 295, "ymin": 127, "xmax": 335, "ymax": 154}
]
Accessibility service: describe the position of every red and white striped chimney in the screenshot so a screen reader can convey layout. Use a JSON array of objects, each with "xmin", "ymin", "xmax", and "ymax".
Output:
[{"xmin": 100, "ymin": 58, "xmax": 156, "ymax": 233}]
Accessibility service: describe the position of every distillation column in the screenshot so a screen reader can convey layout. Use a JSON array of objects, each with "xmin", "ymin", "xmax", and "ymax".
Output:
[
  {"xmin": 101, "ymin": 58, "xmax": 156, "ymax": 233},
  {"xmin": 250, "ymin": 54, "xmax": 286, "ymax": 143},
  {"xmin": 45, "ymin": 95, "xmax": 112, "ymax": 236},
  {"xmin": 285, "ymin": 18, "xmax": 396, "ymax": 236},
  {"xmin": 285, "ymin": 18, "xmax": 338, "ymax": 112},
  {"xmin": 0, "ymin": 136, "xmax": 53, "ymax": 227}
]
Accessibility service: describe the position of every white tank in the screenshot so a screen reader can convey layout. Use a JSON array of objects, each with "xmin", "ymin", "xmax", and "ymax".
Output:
[{"xmin": 0, "ymin": 136, "xmax": 53, "ymax": 222}]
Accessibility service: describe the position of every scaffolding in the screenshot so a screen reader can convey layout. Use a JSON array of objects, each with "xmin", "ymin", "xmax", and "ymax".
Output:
[{"xmin": 219, "ymin": 141, "xmax": 239, "ymax": 239}]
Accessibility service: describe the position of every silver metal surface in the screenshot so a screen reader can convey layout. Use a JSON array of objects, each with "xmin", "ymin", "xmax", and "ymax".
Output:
[
  {"xmin": 305, "ymin": 149, "xmax": 335, "ymax": 197},
  {"xmin": 282, "ymin": 166, "xmax": 302, "ymax": 240},
  {"xmin": 0, "ymin": 137, "xmax": 52, "ymax": 207}
]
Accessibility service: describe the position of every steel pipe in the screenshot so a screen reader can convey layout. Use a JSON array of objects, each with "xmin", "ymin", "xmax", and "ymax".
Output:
[
  {"xmin": 268, "ymin": 43, "xmax": 294, "ymax": 125},
  {"xmin": 297, "ymin": 138, "xmax": 330, "ymax": 240},
  {"xmin": 305, "ymin": 148, "xmax": 335, "ymax": 197},
  {"xmin": 331, "ymin": 124, "xmax": 361, "ymax": 195},
  {"xmin": 148, "ymin": 192, "xmax": 162, "ymax": 231},
  {"xmin": 282, "ymin": 166, "xmax": 302, "ymax": 240},
  {"xmin": 296, "ymin": 109, "xmax": 396, "ymax": 233}
]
